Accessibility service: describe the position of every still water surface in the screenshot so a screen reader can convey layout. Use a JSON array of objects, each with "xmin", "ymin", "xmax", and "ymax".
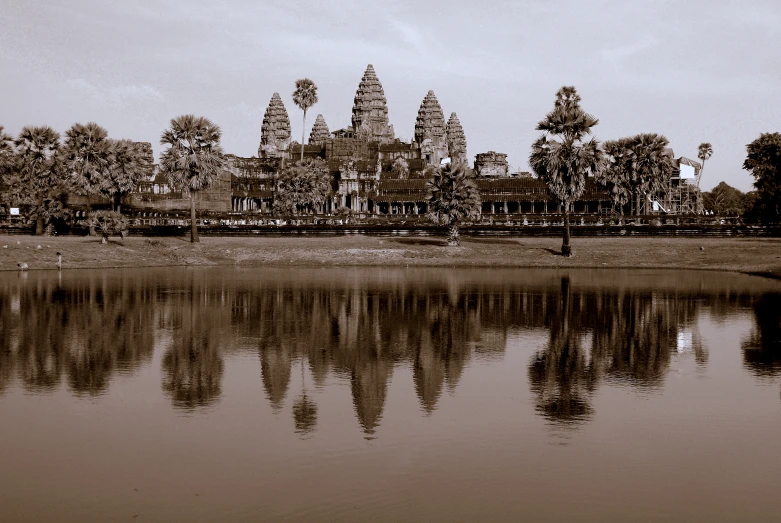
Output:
[{"xmin": 1, "ymin": 267, "xmax": 780, "ymax": 522}]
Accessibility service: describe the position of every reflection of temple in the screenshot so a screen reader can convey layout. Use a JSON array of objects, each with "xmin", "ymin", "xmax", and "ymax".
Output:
[
  {"xmin": 6, "ymin": 270, "xmax": 779, "ymax": 435},
  {"xmin": 126, "ymin": 64, "xmax": 701, "ymax": 219}
]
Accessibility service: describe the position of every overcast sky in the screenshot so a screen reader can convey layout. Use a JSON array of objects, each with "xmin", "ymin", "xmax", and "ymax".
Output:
[{"xmin": 1, "ymin": 0, "xmax": 779, "ymax": 191}]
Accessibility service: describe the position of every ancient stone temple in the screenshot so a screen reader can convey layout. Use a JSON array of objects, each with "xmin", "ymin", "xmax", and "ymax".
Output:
[
  {"xmin": 474, "ymin": 151, "xmax": 509, "ymax": 177},
  {"xmin": 446, "ymin": 112, "xmax": 467, "ymax": 165},
  {"xmin": 351, "ymin": 64, "xmax": 395, "ymax": 144},
  {"xmin": 258, "ymin": 92, "xmax": 291, "ymax": 159},
  {"xmin": 414, "ymin": 90, "xmax": 448, "ymax": 166},
  {"xmin": 309, "ymin": 114, "xmax": 330, "ymax": 145}
]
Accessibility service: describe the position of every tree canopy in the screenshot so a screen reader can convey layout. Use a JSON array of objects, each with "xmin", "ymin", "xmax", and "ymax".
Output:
[
  {"xmin": 743, "ymin": 132, "xmax": 781, "ymax": 221},
  {"xmin": 273, "ymin": 158, "xmax": 331, "ymax": 216},
  {"xmin": 159, "ymin": 114, "xmax": 225, "ymax": 242},
  {"xmin": 529, "ymin": 86, "xmax": 602, "ymax": 255},
  {"xmin": 14, "ymin": 126, "xmax": 66, "ymax": 235},
  {"xmin": 425, "ymin": 161, "xmax": 480, "ymax": 246},
  {"xmin": 702, "ymin": 181, "xmax": 752, "ymax": 216}
]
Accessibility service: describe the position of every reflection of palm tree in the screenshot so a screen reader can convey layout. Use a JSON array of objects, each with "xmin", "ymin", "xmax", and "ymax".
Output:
[
  {"xmin": 161, "ymin": 293, "xmax": 224, "ymax": 409},
  {"xmin": 293, "ymin": 357, "xmax": 317, "ymax": 435},
  {"xmin": 528, "ymin": 278, "xmax": 595, "ymax": 426}
]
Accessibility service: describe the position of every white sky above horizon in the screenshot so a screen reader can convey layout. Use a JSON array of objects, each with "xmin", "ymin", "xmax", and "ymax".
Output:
[{"xmin": 1, "ymin": 0, "xmax": 779, "ymax": 192}]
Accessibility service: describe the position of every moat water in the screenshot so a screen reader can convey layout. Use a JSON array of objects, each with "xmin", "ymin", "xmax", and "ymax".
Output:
[{"xmin": 1, "ymin": 267, "xmax": 780, "ymax": 522}]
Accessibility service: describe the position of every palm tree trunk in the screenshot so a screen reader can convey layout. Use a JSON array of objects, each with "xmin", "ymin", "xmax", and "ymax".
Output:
[
  {"xmin": 35, "ymin": 195, "xmax": 44, "ymax": 236},
  {"xmin": 190, "ymin": 191, "xmax": 199, "ymax": 243},
  {"xmin": 301, "ymin": 108, "xmax": 307, "ymax": 162},
  {"xmin": 114, "ymin": 194, "xmax": 121, "ymax": 213},
  {"xmin": 636, "ymin": 193, "xmax": 642, "ymax": 216},
  {"xmin": 447, "ymin": 223, "xmax": 460, "ymax": 246},
  {"xmin": 561, "ymin": 207, "xmax": 572, "ymax": 256}
]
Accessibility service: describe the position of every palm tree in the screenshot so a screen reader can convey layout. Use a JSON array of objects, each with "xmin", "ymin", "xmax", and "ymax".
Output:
[
  {"xmin": 630, "ymin": 133, "xmax": 673, "ymax": 216},
  {"xmin": 159, "ymin": 115, "xmax": 225, "ymax": 243},
  {"xmin": 697, "ymin": 142, "xmax": 713, "ymax": 188},
  {"xmin": 14, "ymin": 126, "xmax": 63, "ymax": 235},
  {"xmin": 61, "ymin": 122, "xmax": 112, "ymax": 197},
  {"xmin": 0, "ymin": 126, "xmax": 14, "ymax": 180},
  {"xmin": 530, "ymin": 86, "xmax": 603, "ymax": 256},
  {"xmin": 272, "ymin": 158, "xmax": 331, "ymax": 217},
  {"xmin": 292, "ymin": 78, "xmax": 318, "ymax": 162},
  {"xmin": 598, "ymin": 138, "xmax": 633, "ymax": 216},
  {"xmin": 425, "ymin": 161, "xmax": 481, "ymax": 246},
  {"xmin": 99, "ymin": 139, "xmax": 153, "ymax": 212}
]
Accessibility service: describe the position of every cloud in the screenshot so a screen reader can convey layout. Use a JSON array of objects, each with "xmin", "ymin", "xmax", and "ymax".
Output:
[
  {"xmin": 66, "ymin": 78, "xmax": 163, "ymax": 106},
  {"xmin": 600, "ymin": 36, "xmax": 659, "ymax": 62}
]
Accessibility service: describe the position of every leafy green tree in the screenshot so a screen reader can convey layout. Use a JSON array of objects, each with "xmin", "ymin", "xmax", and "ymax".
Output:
[
  {"xmin": 159, "ymin": 115, "xmax": 225, "ymax": 243},
  {"xmin": 425, "ymin": 161, "xmax": 481, "ymax": 246},
  {"xmin": 529, "ymin": 86, "xmax": 603, "ymax": 256},
  {"xmin": 697, "ymin": 142, "xmax": 713, "ymax": 188},
  {"xmin": 743, "ymin": 132, "xmax": 781, "ymax": 222},
  {"xmin": 273, "ymin": 158, "xmax": 330, "ymax": 216},
  {"xmin": 292, "ymin": 78, "xmax": 318, "ymax": 162},
  {"xmin": 99, "ymin": 140, "xmax": 154, "ymax": 212},
  {"xmin": 14, "ymin": 126, "xmax": 65, "ymax": 235},
  {"xmin": 702, "ymin": 181, "xmax": 749, "ymax": 216}
]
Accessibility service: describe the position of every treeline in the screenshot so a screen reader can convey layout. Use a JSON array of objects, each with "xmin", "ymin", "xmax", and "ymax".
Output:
[{"xmin": 0, "ymin": 123, "xmax": 154, "ymax": 235}]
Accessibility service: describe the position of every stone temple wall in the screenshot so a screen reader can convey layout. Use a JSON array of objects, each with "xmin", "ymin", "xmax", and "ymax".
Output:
[{"xmin": 474, "ymin": 151, "xmax": 509, "ymax": 177}]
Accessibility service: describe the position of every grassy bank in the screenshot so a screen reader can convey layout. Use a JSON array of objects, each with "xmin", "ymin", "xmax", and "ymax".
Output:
[{"xmin": 1, "ymin": 234, "xmax": 781, "ymax": 278}]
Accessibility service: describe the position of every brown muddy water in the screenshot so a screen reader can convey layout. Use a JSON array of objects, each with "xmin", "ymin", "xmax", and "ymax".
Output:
[{"xmin": 0, "ymin": 267, "xmax": 780, "ymax": 522}]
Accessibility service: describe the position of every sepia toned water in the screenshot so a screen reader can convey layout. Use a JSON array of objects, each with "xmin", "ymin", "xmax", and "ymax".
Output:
[{"xmin": 1, "ymin": 267, "xmax": 780, "ymax": 522}]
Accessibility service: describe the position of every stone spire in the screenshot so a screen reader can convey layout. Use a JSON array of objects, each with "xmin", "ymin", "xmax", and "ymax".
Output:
[
  {"xmin": 446, "ymin": 112, "xmax": 467, "ymax": 164},
  {"xmin": 258, "ymin": 92, "xmax": 291, "ymax": 159},
  {"xmin": 351, "ymin": 64, "xmax": 394, "ymax": 144},
  {"xmin": 414, "ymin": 90, "xmax": 448, "ymax": 166},
  {"xmin": 308, "ymin": 114, "xmax": 330, "ymax": 145}
]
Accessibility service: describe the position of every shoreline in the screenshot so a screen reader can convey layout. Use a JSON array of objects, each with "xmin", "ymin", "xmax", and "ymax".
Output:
[{"xmin": 2, "ymin": 235, "xmax": 780, "ymax": 280}]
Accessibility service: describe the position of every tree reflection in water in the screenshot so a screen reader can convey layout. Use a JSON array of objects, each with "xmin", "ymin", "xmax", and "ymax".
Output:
[
  {"xmin": 0, "ymin": 275, "xmax": 155, "ymax": 396},
  {"xmin": 742, "ymin": 293, "xmax": 781, "ymax": 378},
  {"xmin": 161, "ymin": 274, "xmax": 225, "ymax": 410},
  {"xmin": 2, "ymin": 269, "xmax": 779, "ymax": 434}
]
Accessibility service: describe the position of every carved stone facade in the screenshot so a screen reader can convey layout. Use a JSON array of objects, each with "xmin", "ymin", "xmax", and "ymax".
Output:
[
  {"xmin": 351, "ymin": 64, "xmax": 395, "ymax": 144},
  {"xmin": 446, "ymin": 112, "xmax": 467, "ymax": 165},
  {"xmin": 259, "ymin": 92, "xmax": 291, "ymax": 159},
  {"xmin": 474, "ymin": 151, "xmax": 509, "ymax": 177},
  {"xmin": 414, "ymin": 90, "xmax": 448, "ymax": 166},
  {"xmin": 309, "ymin": 114, "xmax": 330, "ymax": 145}
]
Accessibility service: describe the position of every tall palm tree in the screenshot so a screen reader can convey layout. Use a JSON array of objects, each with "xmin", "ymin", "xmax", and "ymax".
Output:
[
  {"xmin": 159, "ymin": 115, "xmax": 225, "ymax": 243},
  {"xmin": 0, "ymin": 126, "xmax": 14, "ymax": 180},
  {"xmin": 697, "ymin": 142, "xmax": 713, "ymax": 188},
  {"xmin": 530, "ymin": 86, "xmax": 603, "ymax": 256},
  {"xmin": 14, "ymin": 126, "xmax": 63, "ymax": 235},
  {"xmin": 425, "ymin": 161, "xmax": 481, "ymax": 246},
  {"xmin": 292, "ymin": 78, "xmax": 318, "ymax": 162}
]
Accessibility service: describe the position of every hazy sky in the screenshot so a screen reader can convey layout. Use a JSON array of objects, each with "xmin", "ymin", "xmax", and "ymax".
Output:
[{"xmin": 1, "ymin": 0, "xmax": 779, "ymax": 191}]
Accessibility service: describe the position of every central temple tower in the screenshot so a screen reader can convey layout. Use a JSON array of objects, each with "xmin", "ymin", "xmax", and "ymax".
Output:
[
  {"xmin": 351, "ymin": 64, "xmax": 395, "ymax": 144},
  {"xmin": 414, "ymin": 90, "xmax": 449, "ymax": 166}
]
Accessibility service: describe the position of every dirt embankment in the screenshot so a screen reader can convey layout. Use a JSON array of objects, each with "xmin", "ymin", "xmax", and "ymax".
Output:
[{"xmin": 1, "ymin": 235, "xmax": 780, "ymax": 278}]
